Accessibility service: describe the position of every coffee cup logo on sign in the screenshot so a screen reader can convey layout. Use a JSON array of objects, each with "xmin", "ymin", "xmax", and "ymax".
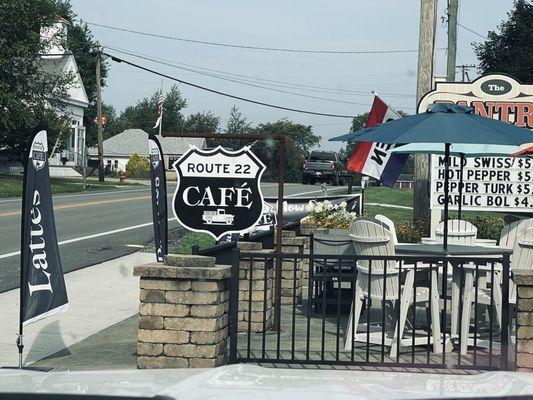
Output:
[{"xmin": 172, "ymin": 146, "xmax": 266, "ymax": 240}]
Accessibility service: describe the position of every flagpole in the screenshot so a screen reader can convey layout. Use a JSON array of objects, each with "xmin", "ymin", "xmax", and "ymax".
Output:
[
  {"xmin": 371, "ymin": 90, "xmax": 402, "ymax": 118},
  {"xmin": 158, "ymin": 83, "xmax": 163, "ymax": 136},
  {"xmin": 17, "ymin": 153, "xmax": 29, "ymax": 369}
]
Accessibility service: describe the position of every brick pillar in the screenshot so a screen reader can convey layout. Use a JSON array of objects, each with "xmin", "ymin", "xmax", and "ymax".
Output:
[
  {"xmin": 133, "ymin": 254, "xmax": 230, "ymax": 369},
  {"xmin": 515, "ymin": 270, "xmax": 533, "ymax": 371},
  {"xmin": 236, "ymin": 242, "xmax": 273, "ymax": 332},
  {"xmin": 271, "ymin": 230, "xmax": 306, "ymax": 305}
]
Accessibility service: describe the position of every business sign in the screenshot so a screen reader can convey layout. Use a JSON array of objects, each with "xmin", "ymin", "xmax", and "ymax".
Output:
[
  {"xmin": 21, "ymin": 130, "xmax": 69, "ymax": 326},
  {"xmin": 172, "ymin": 146, "xmax": 266, "ymax": 240},
  {"xmin": 419, "ymin": 74, "xmax": 533, "ymax": 212},
  {"xmin": 148, "ymin": 134, "xmax": 168, "ymax": 262}
]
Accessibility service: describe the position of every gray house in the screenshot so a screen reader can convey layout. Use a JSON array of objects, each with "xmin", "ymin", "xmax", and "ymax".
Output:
[{"xmin": 88, "ymin": 129, "xmax": 206, "ymax": 171}]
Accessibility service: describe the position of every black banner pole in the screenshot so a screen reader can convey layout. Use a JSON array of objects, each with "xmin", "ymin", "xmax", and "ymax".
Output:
[
  {"xmin": 443, "ymin": 143, "xmax": 451, "ymax": 252},
  {"xmin": 17, "ymin": 159, "xmax": 29, "ymax": 369}
]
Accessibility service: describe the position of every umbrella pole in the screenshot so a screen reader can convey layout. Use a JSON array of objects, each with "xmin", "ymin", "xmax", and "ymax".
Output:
[
  {"xmin": 458, "ymin": 153, "xmax": 464, "ymax": 220},
  {"xmin": 443, "ymin": 143, "xmax": 451, "ymax": 252}
]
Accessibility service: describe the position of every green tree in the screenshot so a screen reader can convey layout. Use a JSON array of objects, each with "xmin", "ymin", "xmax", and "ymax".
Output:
[
  {"xmin": 111, "ymin": 85, "xmax": 187, "ymax": 135},
  {"xmin": 0, "ymin": 0, "xmax": 74, "ymax": 161},
  {"xmin": 183, "ymin": 111, "xmax": 220, "ymax": 133},
  {"xmin": 474, "ymin": 0, "xmax": 533, "ymax": 82},
  {"xmin": 226, "ymin": 106, "xmax": 250, "ymax": 134},
  {"xmin": 208, "ymin": 105, "xmax": 250, "ymax": 149},
  {"xmin": 252, "ymin": 119, "xmax": 320, "ymax": 182}
]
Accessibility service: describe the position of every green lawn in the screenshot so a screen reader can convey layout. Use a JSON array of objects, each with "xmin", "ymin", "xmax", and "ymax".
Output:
[
  {"xmin": 0, "ymin": 174, "xmax": 138, "ymax": 198},
  {"xmin": 175, "ymin": 232, "xmax": 215, "ymax": 254},
  {"xmin": 364, "ymin": 186, "xmax": 413, "ymax": 207},
  {"xmin": 363, "ymin": 186, "xmax": 504, "ymax": 241}
]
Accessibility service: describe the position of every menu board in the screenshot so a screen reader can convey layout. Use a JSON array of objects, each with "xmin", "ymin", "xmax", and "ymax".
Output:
[
  {"xmin": 419, "ymin": 74, "xmax": 533, "ymax": 213},
  {"xmin": 430, "ymin": 155, "xmax": 533, "ymax": 212}
]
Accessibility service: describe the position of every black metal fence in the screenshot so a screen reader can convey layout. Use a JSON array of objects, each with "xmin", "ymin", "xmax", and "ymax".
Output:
[{"xmin": 228, "ymin": 246, "xmax": 513, "ymax": 371}]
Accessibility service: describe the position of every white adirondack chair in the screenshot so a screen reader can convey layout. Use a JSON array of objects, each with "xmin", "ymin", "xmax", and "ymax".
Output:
[
  {"xmin": 375, "ymin": 214, "xmax": 398, "ymax": 245},
  {"xmin": 458, "ymin": 227, "xmax": 533, "ymax": 355},
  {"xmin": 435, "ymin": 219, "xmax": 478, "ymax": 245},
  {"xmin": 344, "ymin": 219, "xmax": 442, "ymax": 358}
]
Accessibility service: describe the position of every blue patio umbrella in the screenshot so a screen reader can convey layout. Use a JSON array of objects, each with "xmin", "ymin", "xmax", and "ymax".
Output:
[{"xmin": 330, "ymin": 103, "xmax": 533, "ymax": 251}]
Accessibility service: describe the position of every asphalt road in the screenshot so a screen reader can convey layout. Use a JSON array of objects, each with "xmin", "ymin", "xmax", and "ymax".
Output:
[{"xmin": 0, "ymin": 182, "xmax": 348, "ymax": 293}]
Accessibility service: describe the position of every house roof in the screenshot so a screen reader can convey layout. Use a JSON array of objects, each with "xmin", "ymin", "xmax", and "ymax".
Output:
[
  {"xmin": 38, "ymin": 53, "xmax": 89, "ymax": 107},
  {"xmin": 88, "ymin": 129, "xmax": 206, "ymax": 157}
]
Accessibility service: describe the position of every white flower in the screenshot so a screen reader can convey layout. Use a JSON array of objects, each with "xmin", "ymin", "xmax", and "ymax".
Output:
[
  {"xmin": 323, "ymin": 200, "xmax": 333, "ymax": 210},
  {"xmin": 340, "ymin": 201, "xmax": 347, "ymax": 209},
  {"xmin": 315, "ymin": 203, "xmax": 323, "ymax": 213}
]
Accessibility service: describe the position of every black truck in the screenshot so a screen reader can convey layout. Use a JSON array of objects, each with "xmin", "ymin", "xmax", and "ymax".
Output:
[{"xmin": 302, "ymin": 151, "xmax": 348, "ymax": 186}]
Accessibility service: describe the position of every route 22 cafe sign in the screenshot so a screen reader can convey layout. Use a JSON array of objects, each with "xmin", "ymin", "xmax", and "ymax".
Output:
[{"xmin": 172, "ymin": 146, "xmax": 266, "ymax": 240}]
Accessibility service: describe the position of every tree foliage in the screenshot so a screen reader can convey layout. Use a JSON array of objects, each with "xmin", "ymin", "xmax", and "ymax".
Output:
[
  {"xmin": 0, "ymin": 0, "xmax": 74, "ymax": 161},
  {"xmin": 125, "ymin": 153, "xmax": 150, "ymax": 179},
  {"xmin": 474, "ymin": 0, "xmax": 533, "ymax": 82},
  {"xmin": 183, "ymin": 111, "xmax": 220, "ymax": 133},
  {"xmin": 109, "ymin": 85, "xmax": 187, "ymax": 136},
  {"xmin": 251, "ymin": 119, "xmax": 320, "ymax": 182}
]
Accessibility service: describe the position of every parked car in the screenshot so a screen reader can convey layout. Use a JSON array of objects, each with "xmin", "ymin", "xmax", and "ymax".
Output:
[{"xmin": 302, "ymin": 151, "xmax": 347, "ymax": 185}]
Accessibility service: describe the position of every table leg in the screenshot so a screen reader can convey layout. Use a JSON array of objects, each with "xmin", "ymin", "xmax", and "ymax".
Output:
[
  {"xmin": 460, "ymin": 269, "xmax": 475, "ymax": 356},
  {"xmin": 451, "ymin": 264, "xmax": 460, "ymax": 338},
  {"xmin": 431, "ymin": 268, "xmax": 443, "ymax": 354}
]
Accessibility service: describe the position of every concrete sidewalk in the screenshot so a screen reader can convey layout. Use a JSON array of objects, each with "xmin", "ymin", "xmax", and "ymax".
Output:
[{"xmin": 0, "ymin": 252, "xmax": 154, "ymax": 368}]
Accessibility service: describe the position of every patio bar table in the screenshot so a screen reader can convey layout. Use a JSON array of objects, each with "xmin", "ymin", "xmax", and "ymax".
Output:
[{"xmin": 395, "ymin": 243, "xmax": 512, "ymax": 354}]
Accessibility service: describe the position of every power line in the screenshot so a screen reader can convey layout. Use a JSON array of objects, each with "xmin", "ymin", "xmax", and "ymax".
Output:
[
  {"xmin": 103, "ymin": 52, "xmax": 356, "ymax": 119},
  {"xmin": 87, "ymin": 20, "xmax": 440, "ymax": 55},
  {"xmin": 457, "ymin": 22, "xmax": 487, "ymax": 39},
  {"xmin": 104, "ymin": 47, "xmax": 369, "ymax": 106},
  {"xmin": 105, "ymin": 44, "xmax": 416, "ymax": 98}
]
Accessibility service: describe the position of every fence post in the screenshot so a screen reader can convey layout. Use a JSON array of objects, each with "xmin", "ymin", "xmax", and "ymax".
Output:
[
  {"xmin": 228, "ymin": 248, "xmax": 240, "ymax": 364},
  {"xmin": 500, "ymin": 253, "xmax": 510, "ymax": 370}
]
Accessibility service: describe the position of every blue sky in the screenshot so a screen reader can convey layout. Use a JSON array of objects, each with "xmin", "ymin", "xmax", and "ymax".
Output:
[{"xmin": 70, "ymin": 0, "xmax": 516, "ymax": 151}]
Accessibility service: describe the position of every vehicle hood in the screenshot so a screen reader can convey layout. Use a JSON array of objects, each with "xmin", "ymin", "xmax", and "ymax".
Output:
[{"xmin": 1, "ymin": 364, "xmax": 533, "ymax": 399}]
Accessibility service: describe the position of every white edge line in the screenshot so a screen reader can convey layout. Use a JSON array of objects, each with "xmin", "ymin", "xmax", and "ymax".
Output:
[
  {"xmin": 285, "ymin": 186, "xmax": 346, "ymax": 198},
  {"xmin": 0, "ymin": 218, "xmax": 175, "ymax": 260},
  {"xmin": 366, "ymin": 202, "xmax": 413, "ymax": 210}
]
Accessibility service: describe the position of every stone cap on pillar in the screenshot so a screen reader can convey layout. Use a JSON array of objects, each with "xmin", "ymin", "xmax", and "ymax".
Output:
[
  {"xmin": 514, "ymin": 270, "xmax": 533, "ymax": 286},
  {"xmin": 236, "ymin": 242, "xmax": 263, "ymax": 251},
  {"xmin": 134, "ymin": 254, "xmax": 231, "ymax": 280}
]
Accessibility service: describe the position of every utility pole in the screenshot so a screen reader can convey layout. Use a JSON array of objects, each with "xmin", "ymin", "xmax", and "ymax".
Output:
[
  {"xmin": 446, "ymin": 0, "xmax": 458, "ymax": 82},
  {"xmin": 96, "ymin": 43, "xmax": 104, "ymax": 182},
  {"xmin": 457, "ymin": 64, "xmax": 476, "ymax": 82},
  {"xmin": 413, "ymin": 0, "xmax": 438, "ymax": 221}
]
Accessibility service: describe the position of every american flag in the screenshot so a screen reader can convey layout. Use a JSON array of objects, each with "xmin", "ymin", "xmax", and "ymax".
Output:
[{"xmin": 153, "ymin": 93, "xmax": 164, "ymax": 130}]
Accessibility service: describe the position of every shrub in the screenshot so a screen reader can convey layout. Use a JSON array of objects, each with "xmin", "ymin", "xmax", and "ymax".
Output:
[
  {"xmin": 396, "ymin": 218, "xmax": 430, "ymax": 243},
  {"xmin": 126, "ymin": 153, "xmax": 150, "ymax": 179},
  {"xmin": 303, "ymin": 200, "xmax": 358, "ymax": 229},
  {"xmin": 464, "ymin": 214, "xmax": 503, "ymax": 241}
]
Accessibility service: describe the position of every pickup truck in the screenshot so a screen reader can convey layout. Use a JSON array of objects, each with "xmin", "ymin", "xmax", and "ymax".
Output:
[
  {"xmin": 202, "ymin": 209, "xmax": 235, "ymax": 225},
  {"xmin": 302, "ymin": 151, "xmax": 347, "ymax": 185}
]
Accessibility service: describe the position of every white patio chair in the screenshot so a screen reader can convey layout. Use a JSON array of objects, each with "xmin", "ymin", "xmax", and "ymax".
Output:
[
  {"xmin": 375, "ymin": 214, "xmax": 398, "ymax": 245},
  {"xmin": 459, "ymin": 227, "xmax": 533, "ymax": 355},
  {"xmin": 344, "ymin": 219, "xmax": 442, "ymax": 358},
  {"xmin": 435, "ymin": 219, "xmax": 478, "ymax": 245}
]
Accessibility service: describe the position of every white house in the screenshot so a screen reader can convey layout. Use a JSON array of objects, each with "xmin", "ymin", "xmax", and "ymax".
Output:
[
  {"xmin": 40, "ymin": 18, "xmax": 89, "ymax": 167},
  {"xmin": 0, "ymin": 18, "xmax": 89, "ymax": 175},
  {"xmin": 88, "ymin": 129, "xmax": 206, "ymax": 172}
]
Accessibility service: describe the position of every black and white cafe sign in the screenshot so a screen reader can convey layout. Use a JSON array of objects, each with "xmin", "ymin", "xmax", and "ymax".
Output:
[{"xmin": 172, "ymin": 146, "xmax": 266, "ymax": 240}]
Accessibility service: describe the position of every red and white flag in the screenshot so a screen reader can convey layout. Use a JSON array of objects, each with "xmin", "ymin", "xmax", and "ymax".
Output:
[
  {"xmin": 153, "ymin": 93, "xmax": 164, "ymax": 131},
  {"xmin": 347, "ymin": 94, "xmax": 408, "ymax": 187}
]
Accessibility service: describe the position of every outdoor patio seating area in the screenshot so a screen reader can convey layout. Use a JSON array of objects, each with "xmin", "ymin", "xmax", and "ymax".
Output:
[{"xmin": 232, "ymin": 215, "xmax": 533, "ymax": 370}]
